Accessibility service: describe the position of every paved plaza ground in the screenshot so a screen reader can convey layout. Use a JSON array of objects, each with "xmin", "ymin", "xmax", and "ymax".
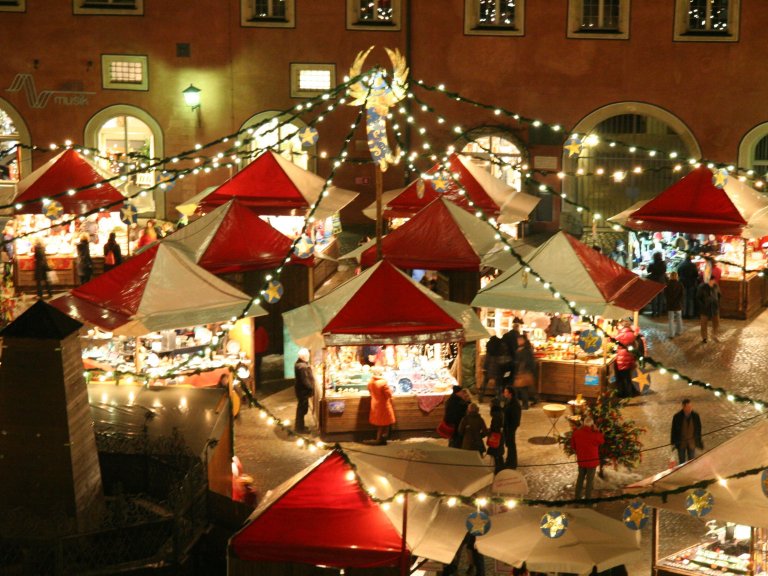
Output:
[{"xmin": 235, "ymin": 306, "xmax": 768, "ymax": 575}]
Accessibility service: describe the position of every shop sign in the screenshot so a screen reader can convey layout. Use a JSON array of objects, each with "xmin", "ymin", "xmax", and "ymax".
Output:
[
  {"xmin": 584, "ymin": 374, "xmax": 600, "ymax": 387},
  {"xmin": 328, "ymin": 401, "xmax": 345, "ymax": 414},
  {"xmin": 6, "ymin": 74, "xmax": 94, "ymax": 109}
]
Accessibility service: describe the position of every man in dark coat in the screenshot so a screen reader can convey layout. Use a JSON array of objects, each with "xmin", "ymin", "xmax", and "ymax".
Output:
[
  {"xmin": 677, "ymin": 255, "xmax": 700, "ymax": 319},
  {"xmin": 670, "ymin": 398, "xmax": 703, "ymax": 463},
  {"xmin": 502, "ymin": 385, "xmax": 521, "ymax": 469},
  {"xmin": 294, "ymin": 348, "xmax": 315, "ymax": 433},
  {"xmin": 443, "ymin": 386, "xmax": 470, "ymax": 448},
  {"xmin": 696, "ymin": 277, "xmax": 721, "ymax": 343},
  {"xmin": 664, "ymin": 271, "xmax": 685, "ymax": 339}
]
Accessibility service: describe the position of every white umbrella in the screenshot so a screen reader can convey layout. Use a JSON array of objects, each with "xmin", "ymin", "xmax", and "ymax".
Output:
[{"xmin": 476, "ymin": 507, "xmax": 642, "ymax": 574}]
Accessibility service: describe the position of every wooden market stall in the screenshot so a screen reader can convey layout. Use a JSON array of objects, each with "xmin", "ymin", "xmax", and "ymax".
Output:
[
  {"xmin": 283, "ymin": 261, "xmax": 489, "ymax": 438},
  {"xmin": 472, "ymin": 231, "xmax": 664, "ymax": 401},
  {"xmin": 610, "ymin": 166, "xmax": 768, "ymax": 319}
]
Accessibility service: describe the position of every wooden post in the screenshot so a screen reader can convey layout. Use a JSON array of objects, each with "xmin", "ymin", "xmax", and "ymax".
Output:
[
  {"xmin": 375, "ymin": 165, "xmax": 384, "ymax": 262},
  {"xmin": 633, "ymin": 310, "xmax": 639, "ymax": 329},
  {"xmin": 400, "ymin": 492, "xmax": 409, "ymax": 576}
]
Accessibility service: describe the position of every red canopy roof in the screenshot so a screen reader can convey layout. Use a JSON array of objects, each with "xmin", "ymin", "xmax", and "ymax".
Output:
[
  {"xmin": 361, "ymin": 197, "xmax": 481, "ymax": 270},
  {"xmin": 164, "ymin": 200, "xmax": 312, "ymax": 274},
  {"xmin": 13, "ymin": 148, "xmax": 125, "ymax": 215},
  {"xmin": 323, "ymin": 261, "xmax": 462, "ymax": 338},
  {"xmin": 230, "ymin": 451, "xmax": 407, "ymax": 568},
  {"xmin": 628, "ymin": 166, "xmax": 747, "ymax": 234}
]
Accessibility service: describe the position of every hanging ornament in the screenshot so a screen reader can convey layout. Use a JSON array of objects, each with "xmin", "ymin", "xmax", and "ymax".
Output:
[
  {"xmin": 264, "ymin": 279, "xmax": 284, "ymax": 304},
  {"xmin": 294, "ymin": 235, "xmax": 315, "ymax": 259},
  {"xmin": 466, "ymin": 511, "xmax": 491, "ymax": 536},
  {"xmin": 298, "ymin": 126, "xmax": 319, "ymax": 148},
  {"xmin": 120, "ymin": 202, "xmax": 138, "ymax": 225},
  {"xmin": 44, "ymin": 200, "xmax": 64, "ymax": 220},
  {"xmin": 712, "ymin": 168, "xmax": 729, "ymax": 189},
  {"xmin": 686, "ymin": 489, "xmax": 714, "ymax": 517},
  {"xmin": 540, "ymin": 511, "xmax": 568, "ymax": 539},
  {"xmin": 623, "ymin": 500, "xmax": 651, "ymax": 530},
  {"xmin": 564, "ymin": 135, "xmax": 583, "ymax": 158},
  {"xmin": 761, "ymin": 470, "xmax": 768, "ymax": 498},
  {"xmin": 578, "ymin": 329, "xmax": 603, "ymax": 354},
  {"xmin": 631, "ymin": 367, "xmax": 652, "ymax": 395},
  {"xmin": 431, "ymin": 172, "xmax": 450, "ymax": 193}
]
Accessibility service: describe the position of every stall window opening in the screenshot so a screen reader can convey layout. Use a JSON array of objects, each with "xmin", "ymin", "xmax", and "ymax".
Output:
[{"xmin": 0, "ymin": 108, "xmax": 20, "ymax": 182}]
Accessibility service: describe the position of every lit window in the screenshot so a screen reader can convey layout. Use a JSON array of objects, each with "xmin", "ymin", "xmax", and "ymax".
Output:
[
  {"xmin": 465, "ymin": 0, "xmax": 524, "ymax": 36},
  {"xmin": 0, "ymin": 108, "xmax": 20, "ymax": 182},
  {"xmin": 243, "ymin": 112, "xmax": 311, "ymax": 171},
  {"xmin": 567, "ymin": 0, "xmax": 629, "ymax": 39},
  {"xmin": 74, "ymin": 0, "xmax": 143, "ymax": 15},
  {"xmin": 0, "ymin": 0, "xmax": 25, "ymax": 13},
  {"xmin": 290, "ymin": 64, "xmax": 336, "ymax": 98},
  {"xmin": 101, "ymin": 55, "xmax": 148, "ymax": 91},
  {"xmin": 241, "ymin": 0, "xmax": 294, "ymax": 27},
  {"xmin": 348, "ymin": 0, "xmax": 401, "ymax": 30},
  {"xmin": 674, "ymin": 0, "xmax": 739, "ymax": 41},
  {"xmin": 752, "ymin": 135, "xmax": 768, "ymax": 180}
]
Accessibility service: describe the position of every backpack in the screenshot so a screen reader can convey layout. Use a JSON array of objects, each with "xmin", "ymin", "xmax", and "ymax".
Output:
[{"xmin": 104, "ymin": 250, "xmax": 116, "ymax": 266}]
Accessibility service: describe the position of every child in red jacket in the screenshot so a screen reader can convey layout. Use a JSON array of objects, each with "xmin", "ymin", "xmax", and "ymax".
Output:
[{"xmin": 571, "ymin": 416, "xmax": 605, "ymax": 500}]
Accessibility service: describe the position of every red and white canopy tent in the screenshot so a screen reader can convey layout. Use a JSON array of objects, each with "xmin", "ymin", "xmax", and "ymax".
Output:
[
  {"xmin": 162, "ymin": 199, "xmax": 314, "ymax": 274},
  {"xmin": 363, "ymin": 153, "xmax": 540, "ymax": 225},
  {"xmin": 346, "ymin": 196, "xmax": 516, "ymax": 271},
  {"xmin": 51, "ymin": 243, "xmax": 265, "ymax": 336},
  {"xmin": 472, "ymin": 231, "xmax": 665, "ymax": 318},
  {"xmin": 13, "ymin": 148, "xmax": 126, "ymax": 215},
  {"xmin": 228, "ymin": 450, "xmax": 472, "ymax": 576},
  {"xmin": 192, "ymin": 150, "xmax": 358, "ymax": 219}
]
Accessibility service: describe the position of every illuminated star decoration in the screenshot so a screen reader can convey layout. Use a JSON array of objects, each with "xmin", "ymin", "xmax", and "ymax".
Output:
[
  {"xmin": 465, "ymin": 511, "xmax": 491, "ymax": 536},
  {"xmin": 686, "ymin": 489, "xmax": 714, "ymax": 518},
  {"xmin": 294, "ymin": 235, "xmax": 315, "ymax": 259},
  {"xmin": 564, "ymin": 135, "xmax": 583, "ymax": 158},
  {"xmin": 712, "ymin": 168, "xmax": 729, "ymax": 189},
  {"xmin": 298, "ymin": 126, "xmax": 319, "ymax": 148},
  {"xmin": 264, "ymin": 279, "xmax": 284, "ymax": 304},
  {"xmin": 632, "ymin": 367, "xmax": 651, "ymax": 395},
  {"xmin": 120, "ymin": 203, "xmax": 138, "ymax": 225},
  {"xmin": 623, "ymin": 500, "xmax": 651, "ymax": 531},
  {"xmin": 44, "ymin": 200, "xmax": 64, "ymax": 220},
  {"xmin": 761, "ymin": 470, "xmax": 768, "ymax": 498},
  {"xmin": 431, "ymin": 172, "xmax": 450, "ymax": 193},
  {"xmin": 540, "ymin": 511, "xmax": 568, "ymax": 539},
  {"xmin": 578, "ymin": 329, "xmax": 603, "ymax": 354}
]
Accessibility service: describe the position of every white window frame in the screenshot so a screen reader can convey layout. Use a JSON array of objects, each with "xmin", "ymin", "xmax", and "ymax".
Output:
[
  {"xmin": 347, "ymin": 0, "xmax": 401, "ymax": 31},
  {"xmin": 0, "ymin": 0, "xmax": 25, "ymax": 13},
  {"xmin": 0, "ymin": 98, "xmax": 31, "ymax": 188},
  {"xmin": 101, "ymin": 55, "xmax": 149, "ymax": 91},
  {"xmin": 74, "ymin": 0, "xmax": 143, "ymax": 16},
  {"xmin": 241, "ymin": 0, "xmax": 295, "ymax": 28},
  {"xmin": 464, "ymin": 0, "xmax": 525, "ymax": 37},
  {"xmin": 290, "ymin": 63, "xmax": 336, "ymax": 99},
  {"xmin": 567, "ymin": 0, "xmax": 630, "ymax": 40},
  {"xmin": 674, "ymin": 0, "xmax": 739, "ymax": 42},
  {"xmin": 738, "ymin": 122, "xmax": 768, "ymax": 180}
]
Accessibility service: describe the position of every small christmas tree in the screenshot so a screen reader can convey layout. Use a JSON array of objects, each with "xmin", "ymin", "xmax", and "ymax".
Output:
[{"xmin": 559, "ymin": 389, "xmax": 645, "ymax": 471}]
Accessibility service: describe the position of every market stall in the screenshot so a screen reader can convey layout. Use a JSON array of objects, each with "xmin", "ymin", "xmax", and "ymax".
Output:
[
  {"xmin": 10, "ymin": 148, "xmax": 132, "ymax": 290},
  {"xmin": 190, "ymin": 150, "xmax": 358, "ymax": 294},
  {"xmin": 283, "ymin": 260, "xmax": 488, "ymax": 438},
  {"xmin": 472, "ymin": 231, "xmax": 664, "ymax": 400},
  {"xmin": 624, "ymin": 419, "xmax": 768, "ymax": 576},
  {"xmin": 609, "ymin": 166, "xmax": 768, "ymax": 319}
]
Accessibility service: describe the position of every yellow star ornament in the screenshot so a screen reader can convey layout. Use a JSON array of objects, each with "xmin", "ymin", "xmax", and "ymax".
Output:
[
  {"xmin": 686, "ymin": 489, "xmax": 714, "ymax": 517},
  {"xmin": 264, "ymin": 280, "xmax": 284, "ymax": 304},
  {"xmin": 564, "ymin": 136, "xmax": 583, "ymax": 158},
  {"xmin": 298, "ymin": 126, "xmax": 319, "ymax": 148},
  {"xmin": 632, "ymin": 367, "xmax": 651, "ymax": 395},
  {"xmin": 540, "ymin": 511, "xmax": 568, "ymax": 538},
  {"xmin": 465, "ymin": 511, "xmax": 491, "ymax": 536},
  {"xmin": 623, "ymin": 500, "xmax": 650, "ymax": 530},
  {"xmin": 431, "ymin": 174, "xmax": 450, "ymax": 193},
  {"xmin": 761, "ymin": 470, "xmax": 768, "ymax": 498},
  {"xmin": 712, "ymin": 168, "xmax": 728, "ymax": 189}
]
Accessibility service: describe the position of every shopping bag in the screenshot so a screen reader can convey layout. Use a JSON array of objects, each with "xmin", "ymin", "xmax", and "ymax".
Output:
[
  {"xmin": 436, "ymin": 420, "xmax": 455, "ymax": 439},
  {"xmin": 486, "ymin": 431, "xmax": 502, "ymax": 449}
]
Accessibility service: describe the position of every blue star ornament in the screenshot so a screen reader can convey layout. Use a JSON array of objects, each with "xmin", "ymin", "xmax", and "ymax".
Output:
[
  {"xmin": 431, "ymin": 173, "xmax": 450, "ymax": 193},
  {"xmin": 298, "ymin": 126, "xmax": 319, "ymax": 148},
  {"xmin": 712, "ymin": 168, "xmax": 729, "ymax": 189},
  {"xmin": 623, "ymin": 500, "xmax": 651, "ymax": 530},
  {"xmin": 540, "ymin": 511, "xmax": 568, "ymax": 539},
  {"xmin": 120, "ymin": 203, "xmax": 138, "ymax": 225},
  {"xmin": 564, "ymin": 135, "xmax": 583, "ymax": 158},
  {"xmin": 44, "ymin": 200, "xmax": 64, "ymax": 220},
  {"xmin": 466, "ymin": 511, "xmax": 491, "ymax": 536},
  {"xmin": 264, "ymin": 279, "xmax": 284, "ymax": 304},
  {"xmin": 294, "ymin": 235, "xmax": 315, "ymax": 259},
  {"xmin": 578, "ymin": 329, "xmax": 603, "ymax": 353},
  {"xmin": 686, "ymin": 489, "xmax": 714, "ymax": 518}
]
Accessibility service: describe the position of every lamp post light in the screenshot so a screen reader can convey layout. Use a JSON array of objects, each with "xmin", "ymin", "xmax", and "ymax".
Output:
[{"xmin": 182, "ymin": 84, "xmax": 202, "ymax": 111}]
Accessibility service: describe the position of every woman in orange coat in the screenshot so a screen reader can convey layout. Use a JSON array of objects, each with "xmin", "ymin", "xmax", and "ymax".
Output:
[{"xmin": 368, "ymin": 367, "xmax": 396, "ymax": 445}]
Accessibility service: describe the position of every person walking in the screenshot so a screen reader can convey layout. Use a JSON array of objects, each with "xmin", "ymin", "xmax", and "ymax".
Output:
[
  {"xmin": 443, "ymin": 386, "xmax": 470, "ymax": 448},
  {"xmin": 677, "ymin": 254, "xmax": 700, "ymax": 319},
  {"xmin": 614, "ymin": 319, "xmax": 638, "ymax": 398},
  {"xmin": 367, "ymin": 367, "xmax": 396, "ymax": 445},
  {"xmin": 458, "ymin": 403, "xmax": 488, "ymax": 456},
  {"xmin": 293, "ymin": 348, "xmax": 315, "ymax": 433},
  {"xmin": 609, "ymin": 239, "xmax": 628, "ymax": 267},
  {"xmin": 480, "ymin": 335, "xmax": 505, "ymax": 402},
  {"xmin": 670, "ymin": 398, "xmax": 703, "ymax": 463},
  {"xmin": 665, "ymin": 271, "xmax": 685, "ymax": 339},
  {"xmin": 512, "ymin": 333, "xmax": 538, "ymax": 409},
  {"xmin": 501, "ymin": 385, "xmax": 521, "ymax": 470},
  {"xmin": 647, "ymin": 251, "xmax": 667, "ymax": 317},
  {"xmin": 696, "ymin": 276, "xmax": 721, "ymax": 343},
  {"xmin": 103, "ymin": 231, "xmax": 123, "ymax": 272},
  {"xmin": 33, "ymin": 238, "xmax": 52, "ymax": 299},
  {"xmin": 75, "ymin": 234, "xmax": 93, "ymax": 285},
  {"xmin": 571, "ymin": 416, "xmax": 605, "ymax": 501},
  {"xmin": 486, "ymin": 399, "xmax": 504, "ymax": 472}
]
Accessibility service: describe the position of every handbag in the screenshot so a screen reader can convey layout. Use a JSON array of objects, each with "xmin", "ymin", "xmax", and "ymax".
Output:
[
  {"xmin": 486, "ymin": 431, "xmax": 501, "ymax": 449},
  {"xmin": 436, "ymin": 420, "xmax": 456, "ymax": 439},
  {"xmin": 104, "ymin": 250, "xmax": 116, "ymax": 266}
]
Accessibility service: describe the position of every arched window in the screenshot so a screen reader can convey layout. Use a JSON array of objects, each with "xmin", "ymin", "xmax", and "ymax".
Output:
[
  {"xmin": 565, "ymin": 103, "xmax": 699, "ymax": 225},
  {"xmin": 84, "ymin": 105, "xmax": 163, "ymax": 217},
  {"xmin": 241, "ymin": 111, "xmax": 313, "ymax": 172},
  {"xmin": 460, "ymin": 130, "xmax": 524, "ymax": 192},
  {"xmin": 0, "ymin": 98, "xmax": 31, "ymax": 186},
  {"xmin": 738, "ymin": 122, "xmax": 768, "ymax": 181}
]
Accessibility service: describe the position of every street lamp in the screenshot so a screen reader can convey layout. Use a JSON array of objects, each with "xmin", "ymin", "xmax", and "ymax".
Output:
[{"xmin": 182, "ymin": 84, "xmax": 202, "ymax": 111}]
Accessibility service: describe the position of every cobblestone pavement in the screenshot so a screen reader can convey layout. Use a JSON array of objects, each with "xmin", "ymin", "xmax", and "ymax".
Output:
[{"xmin": 235, "ymin": 307, "xmax": 768, "ymax": 575}]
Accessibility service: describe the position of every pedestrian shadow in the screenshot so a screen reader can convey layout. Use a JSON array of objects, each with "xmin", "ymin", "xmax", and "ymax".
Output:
[{"xmin": 528, "ymin": 436, "xmax": 559, "ymax": 445}]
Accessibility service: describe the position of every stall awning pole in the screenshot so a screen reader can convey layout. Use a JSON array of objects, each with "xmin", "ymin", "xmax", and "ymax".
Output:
[
  {"xmin": 375, "ymin": 166, "xmax": 383, "ymax": 262},
  {"xmin": 400, "ymin": 492, "xmax": 409, "ymax": 576}
]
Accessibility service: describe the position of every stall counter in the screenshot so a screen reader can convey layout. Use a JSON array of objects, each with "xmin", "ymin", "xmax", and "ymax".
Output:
[
  {"xmin": 537, "ymin": 356, "xmax": 617, "ymax": 400},
  {"xmin": 15, "ymin": 254, "xmax": 76, "ymax": 289},
  {"xmin": 719, "ymin": 272, "xmax": 765, "ymax": 320}
]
